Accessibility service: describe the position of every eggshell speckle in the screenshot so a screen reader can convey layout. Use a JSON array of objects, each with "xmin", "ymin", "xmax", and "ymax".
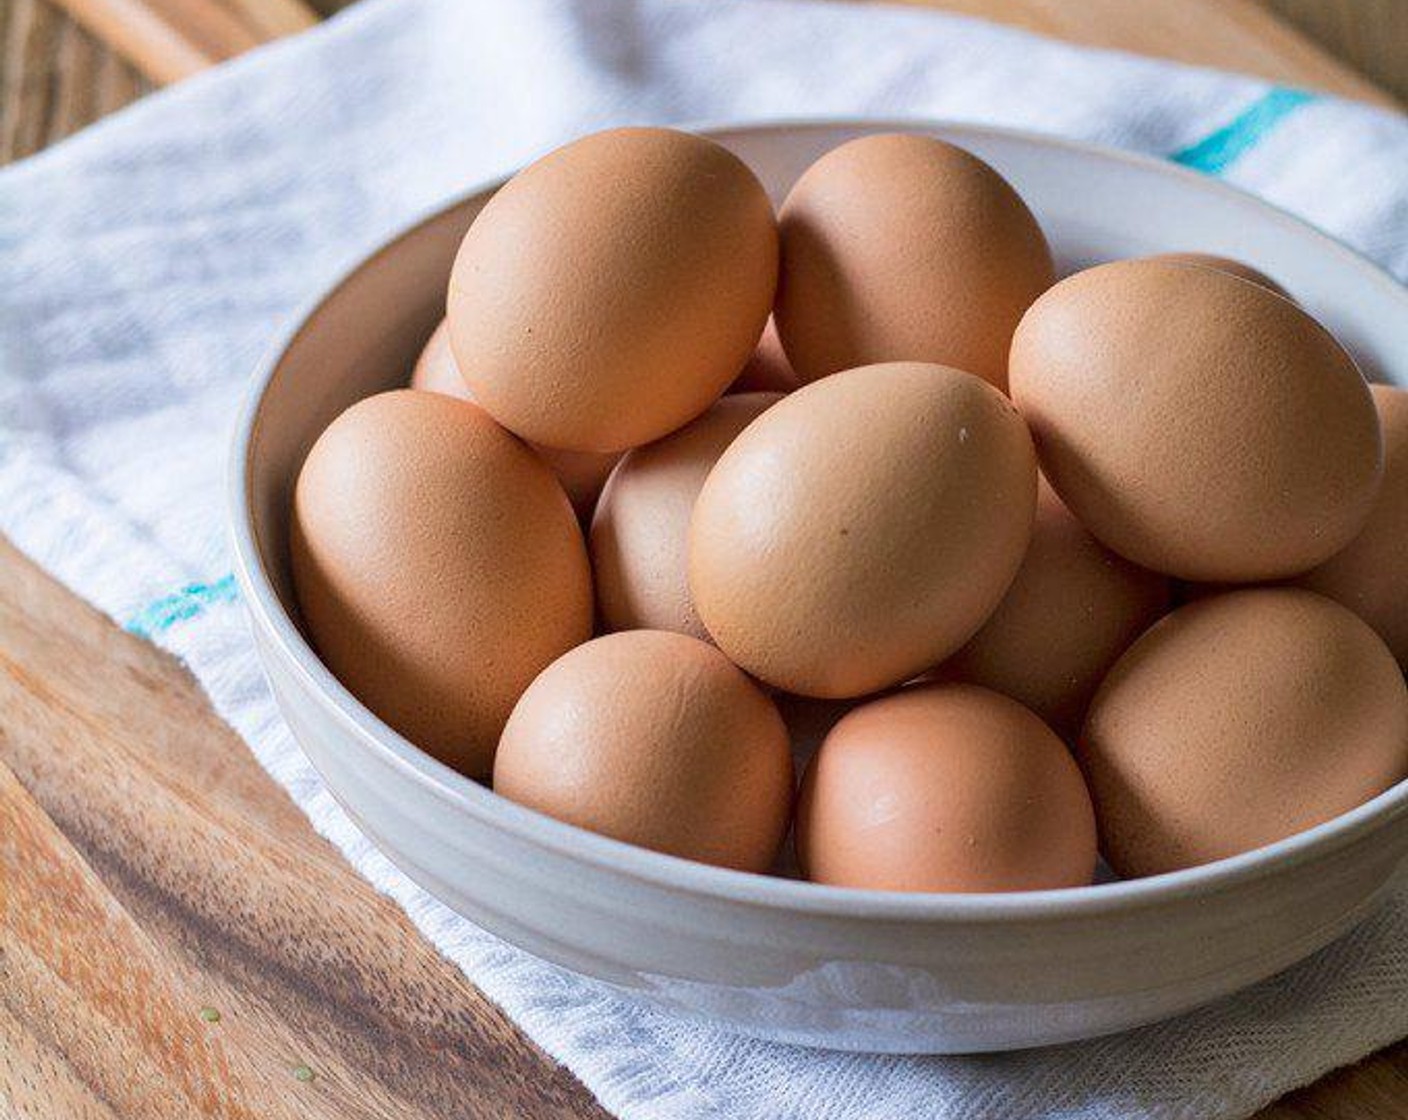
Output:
[
  {"xmin": 775, "ymin": 133, "xmax": 1054, "ymax": 390},
  {"xmin": 591, "ymin": 392, "xmax": 782, "ymax": 639},
  {"xmin": 448, "ymin": 127, "xmax": 778, "ymax": 453},
  {"xmin": 1080, "ymin": 588, "xmax": 1408, "ymax": 878},
  {"xmin": 689, "ymin": 362, "xmax": 1037, "ymax": 698},
  {"xmin": 410, "ymin": 320, "xmax": 618, "ymax": 518},
  {"xmin": 1295, "ymin": 384, "xmax": 1408, "ymax": 668},
  {"xmin": 942, "ymin": 478, "xmax": 1171, "ymax": 736},
  {"xmin": 494, "ymin": 631, "xmax": 794, "ymax": 872},
  {"xmin": 291, "ymin": 390, "xmax": 593, "ymax": 779},
  {"xmin": 796, "ymin": 683, "xmax": 1097, "ymax": 892},
  {"xmin": 1010, "ymin": 259, "xmax": 1383, "ymax": 581}
]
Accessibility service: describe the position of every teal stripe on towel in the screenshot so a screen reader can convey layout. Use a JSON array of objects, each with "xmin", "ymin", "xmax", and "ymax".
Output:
[
  {"xmin": 1171, "ymin": 87, "xmax": 1316, "ymax": 174},
  {"xmin": 126, "ymin": 572, "xmax": 239, "ymax": 637}
]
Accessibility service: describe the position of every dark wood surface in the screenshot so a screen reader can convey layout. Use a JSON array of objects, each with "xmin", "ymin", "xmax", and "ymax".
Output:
[
  {"xmin": 1, "ymin": 0, "xmax": 150, "ymax": 161},
  {"xmin": 0, "ymin": 1, "xmax": 1404, "ymax": 1116}
]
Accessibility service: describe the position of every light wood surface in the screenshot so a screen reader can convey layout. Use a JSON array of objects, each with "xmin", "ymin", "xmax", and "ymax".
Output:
[
  {"xmin": 1, "ymin": 0, "xmax": 152, "ymax": 160},
  {"xmin": 0, "ymin": 537, "xmax": 609, "ymax": 1119},
  {"xmin": 0, "ymin": 1, "xmax": 1405, "ymax": 1117},
  {"xmin": 1264, "ymin": 0, "xmax": 1408, "ymax": 104},
  {"xmin": 892, "ymin": 0, "xmax": 1401, "ymax": 108}
]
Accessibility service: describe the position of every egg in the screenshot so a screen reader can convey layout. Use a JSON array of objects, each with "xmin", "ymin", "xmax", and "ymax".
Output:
[
  {"xmin": 1010, "ymin": 259, "xmax": 1382, "ymax": 581},
  {"xmin": 591, "ymin": 392, "xmax": 782, "ymax": 639},
  {"xmin": 1080, "ymin": 588, "xmax": 1408, "ymax": 878},
  {"xmin": 796, "ymin": 683, "xmax": 1097, "ymax": 892},
  {"xmin": 941, "ymin": 478, "xmax": 1171, "ymax": 736},
  {"xmin": 1145, "ymin": 252, "xmax": 1289, "ymax": 298},
  {"xmin": 291, "ymin": 390, "xmax": 593, "ymax": 779},
  {"xmin": 410, "ymin": 320, "xmax": 619, "ymax": 518},
  {"xmin": 408, "ymin": 319, "xmax": 464, "ymax": 397},
  {"xmin": 1295, "ymin": 384, "xmax": 1408, "ymax": 668},
  {"xmin": 689, "ymin": 362, "xmax": 1037, "ymax": 698},
  {"xmin": 731, "ymin": 317, "xmax": 799, "ymax": 393},
  {"xmin": 494, "ymin": 630, "xmax": 794, "ymax": 872},
  {"xmin": 447, "ymin": 127, "xmax": 778, "ymax": 453},
  {"xmin": 774, "ymin": 133, "xmax": 1054, "ymax": 391}
]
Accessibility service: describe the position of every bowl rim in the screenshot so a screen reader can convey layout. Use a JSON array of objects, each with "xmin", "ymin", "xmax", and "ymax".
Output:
[{"xmin": 228, "ymin": 116, "xmax": 1408, "ymax": 925}]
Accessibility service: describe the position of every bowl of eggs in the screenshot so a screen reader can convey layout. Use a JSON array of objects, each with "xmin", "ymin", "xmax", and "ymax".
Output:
[{"xmin": 230, "ymin": 120, "xmax": 1408, "ymax": 1054}]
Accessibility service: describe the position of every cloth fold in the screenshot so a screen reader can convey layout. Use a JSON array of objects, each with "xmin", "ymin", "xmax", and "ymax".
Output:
[{"xmin": 2, "ymin": 1, "xmax": 1405, "ymax": 1117}]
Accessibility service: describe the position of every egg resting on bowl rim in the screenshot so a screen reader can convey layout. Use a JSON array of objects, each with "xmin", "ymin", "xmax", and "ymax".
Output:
[
  {"xmin": 1080, "ymin": 588, "xmax": 1408, "ymax": 879},
  {"xmin": 290, "ymin": 390, "xmax": 593, "ymax": 780},
  {"xmin": 1009, "ymin": 259, "xmax": 1382, "ymax": 582}
]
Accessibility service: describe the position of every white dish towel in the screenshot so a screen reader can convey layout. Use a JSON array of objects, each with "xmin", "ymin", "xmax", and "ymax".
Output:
[{"xmin": 2, "ymin": 1, "xmax": 1406, "ymax": 1116}]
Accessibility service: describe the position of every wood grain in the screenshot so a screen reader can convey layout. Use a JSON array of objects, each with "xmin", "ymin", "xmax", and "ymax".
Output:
[
  {"xmin": 0, "ymin": 1, "xmax": 1405, "ymax": 1117},
  {"xmin": 0, "ymin": 553, "xmax": 1403, "ymax": 1120},
  {"xmin": 1262, "ymin": 0, "xmax": 1408, "ymax": 104},
  {"xmin": 217, "ymin": 0, "xmax": 319, "ymax": 40},
  {"xmin": 892, "ymin": 0, "xmax": 1400, "ymax": 108},
  {"xmin": 0, "ymin": 538, "xmax": 609, "ymax": 1119},
  {"xmin": 1, "ymin": 0, "xmax": 151, "ymax": 161},
  {"xmin": 45, "ymin": 0, "xmax": 319, "ymax": 82},
  {"xmin": 48, "ymin": 0, "xmax": 234, "ymax": 82}
]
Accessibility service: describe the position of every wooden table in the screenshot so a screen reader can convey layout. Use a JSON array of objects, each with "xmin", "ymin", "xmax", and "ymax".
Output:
[{"xmin": 1, "ymin": 2, "xmax": 1404, "ymax": 1117}]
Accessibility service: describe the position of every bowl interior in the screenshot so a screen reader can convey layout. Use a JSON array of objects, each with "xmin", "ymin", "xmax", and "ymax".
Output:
[{"xmin": 239, "ymin": 120, "xmax": 1408, "ymax": 910}]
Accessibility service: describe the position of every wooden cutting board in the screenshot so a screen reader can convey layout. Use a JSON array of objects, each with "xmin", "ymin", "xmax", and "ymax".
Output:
[
  {"xmin": 0, "ymin": 537, "xmax": 609, "ymax": 1118},
  {"xmin": 1, "ymin": 1, "xmax": 1405, "ymax": 1116}
]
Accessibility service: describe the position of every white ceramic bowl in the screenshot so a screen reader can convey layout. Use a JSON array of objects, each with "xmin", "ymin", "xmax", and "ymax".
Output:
[{"xmin": 230, "ymin": 120, "xmax": 1408, "ymax": 1054}]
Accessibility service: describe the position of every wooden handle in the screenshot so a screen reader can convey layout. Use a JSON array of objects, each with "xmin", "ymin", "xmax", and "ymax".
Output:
[
  {"xmin": 52, "ymin": 0, "xmax": 218, "ymax": 83},
  {"xmin": 49, "ymin": 0, "xmax": 321, "ymax": 84},
  {"xmin": 228, "ymin": 0, "xmax": 319, "ymax": 38}
]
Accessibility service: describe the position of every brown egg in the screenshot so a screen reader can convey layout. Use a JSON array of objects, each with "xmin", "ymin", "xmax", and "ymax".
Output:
[
  {"xmin": 1146, "ymin": 252, "xmax": 1290, "ymax": 298},
  {"xmin": 1295, "ymin": 384, "xmax": 1408, "ymax": 667},
  {"xmin": 591, "ymin": 392, "xmax": 782, "ymax": 638},
  {"xmin": 410, "ymin": 320, "xmax": 619, "ymax": 518},
  {"xmin": 1081, "ymin": 588, "xmax": 1408, "ymax": 878},
  {"xmin": 942, "ymin": 478, "xmax": 1171, "ymax": 736},
  {"xmin": 775, "ymin": 132, "xmax": 1054, "ymax": 391},
  {"xmin": 731, "ymin": 317, "xmax": 799, "ymax": 393},
  {"xmin": 796, "ymin": 683, "xmax": 1097, "ymax": 892},
  {"xmin": 494, "ymin": 631, "xmax": 794, "ymax": 872},
  {"xmin": 689, "ymin": 362, "xmax": 1037, "ymax": 698},
  {"xmin": 448, "ymin": 127, "xmax": 778, "ymax": 453},
  {"xmin": 409, "ymin": 318, "xmax": 469, "ymax": 398},
  {"xmin": 1010, "ymin": 259, "xmax": 1382, "ymax": 581},
  {"xmin": 291, "ymin": 390, "xmax": 593, "ymax": 779}
]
